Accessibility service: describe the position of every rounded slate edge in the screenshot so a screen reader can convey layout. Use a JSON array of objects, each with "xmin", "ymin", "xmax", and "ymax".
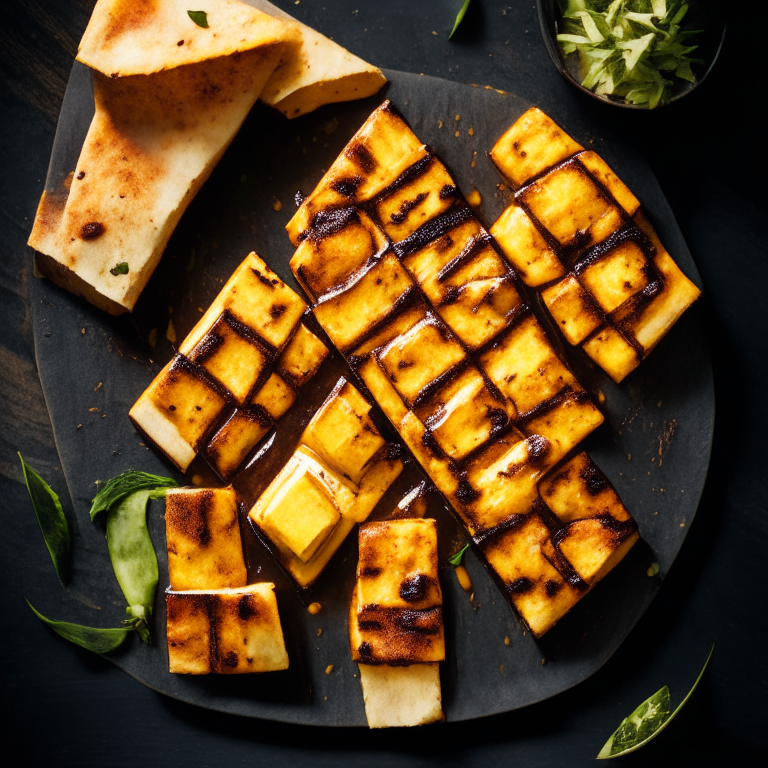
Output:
[
  {"xmin": 536, "ymin": 0, "xmax": 728, "ymax": 110},
  {"xmin": 27, "ymin": 63, "xmax": 713, "ymax": 726}
]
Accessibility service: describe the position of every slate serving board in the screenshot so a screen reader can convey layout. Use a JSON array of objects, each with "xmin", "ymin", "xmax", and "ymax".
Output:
[{"xmin": 28, "ymin": 59, "xmax": 713, "ymax": 725}]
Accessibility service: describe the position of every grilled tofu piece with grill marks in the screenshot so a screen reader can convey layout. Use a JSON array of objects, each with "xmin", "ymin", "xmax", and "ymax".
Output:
[
  {"xmin": 248, "ymin": 378, "xmax": 403, "ymax": 588},
  {"xmin": 286, "ymin": 101, "xmax": 642, "ymax": 636},
  {"xmin": 490, "ymin": 107, "xmax": 700, "ymax": 383},
  {"xmin": 129, "ymin": 252, "xmax": 327, "ymax": 475},
  {"xmin": 166, "ymin": 583, "xmax": 289, "ymax": 674},
  {"xmin": 350, "ymin": 515, "xmax": 444, "ymax": 727}
]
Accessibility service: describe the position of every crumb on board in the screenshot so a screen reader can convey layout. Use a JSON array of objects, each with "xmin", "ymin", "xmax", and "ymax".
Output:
[
  {"xmin": 308, "ymin": 602, "xmax": 322, "ymax": 615},
  {"xmin": 325, "ymin": 665, "xmax": 334, "ymax": 675}
]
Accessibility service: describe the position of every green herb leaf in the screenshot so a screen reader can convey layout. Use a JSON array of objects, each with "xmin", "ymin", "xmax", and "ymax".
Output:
[
  {"xmin": 90, "ymin": 470, "xmax": 177, "ymax": 521},
  {"xmin": 449, "ymin": 0, "xmax": 471, "ymax": 39},
  {"xmin": 27, "ymin": 600, "xmax": 131, "ymax": 654},
  {"xmin": 448, "ymin": 543, "xmax": 470, "ymax": 566},
  {"xmin": 187, "ymin": 10, "xmax": 209, "ymax": 28},
  {"xmin": 18, "ymin": 453, "xmax": 71, "ymax": 584},
  {"xmin": 110, "ymin": 262, "xmax": 129, "ymax": 276},
  {"xmin": 597, "ymin": 644, "xmax": 714, "ymax": 758}
]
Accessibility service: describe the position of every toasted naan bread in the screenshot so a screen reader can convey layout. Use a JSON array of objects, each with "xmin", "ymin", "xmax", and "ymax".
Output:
[{"xmin": 29, "ymin": 0, "xmax": 297, "ymax": 314}]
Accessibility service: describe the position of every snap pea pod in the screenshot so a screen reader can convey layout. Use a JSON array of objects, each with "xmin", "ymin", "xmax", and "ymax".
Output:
[{"xmin": 91, "ymin": 471, "xmax": 178, "ymax": 644}]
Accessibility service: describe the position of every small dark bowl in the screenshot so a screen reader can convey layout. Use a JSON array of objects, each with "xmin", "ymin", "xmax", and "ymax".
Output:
[{"xmin": 536, "ymin": 0, "xmax": 727, "ymax": 108}]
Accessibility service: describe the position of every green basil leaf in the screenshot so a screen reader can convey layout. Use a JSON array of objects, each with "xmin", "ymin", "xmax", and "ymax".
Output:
[
  {"xmin": 448, "ymin": 542, "xmax": 470, "ymax": 566},
  {"xmin": 109, "ymin": 262, "xmax": 129, "ymax": 276},
  {"xmin": 597, "ymin": 644, "xmax": 714, "ymax": 758},
  {"xmin": 449, "ymin": 0, "xmax": 471, "ymax": 39},
  {"xmin": 18, "ymin": 453, "xmax": 71, "ymax": 584},
  {"xmin": 90, "ymin": 470, "xmax": 178, "ymax": 521},
  {"xmin": 187, "ymin": 10, "xmax": 209, "ymax": 28},
  {"xmin": 27, "ymin": 600, "xmax": 131, "ymax": 654}
]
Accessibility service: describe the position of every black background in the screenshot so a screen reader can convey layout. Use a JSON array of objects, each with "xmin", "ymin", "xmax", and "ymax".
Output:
[{"xmin": 1, "ymin": 1, "xmax": 765, "ymax": 765}]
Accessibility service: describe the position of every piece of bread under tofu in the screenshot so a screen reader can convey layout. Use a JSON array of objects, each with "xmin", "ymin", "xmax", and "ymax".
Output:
[
  {"xmin": 489, "ymin": 107, "xmax": 700, "ymax": 383},
  {"xmin": 287, "ymin": 101, "xmax": 641, "ymax": 636},
  {"xmin": 129, "ymin": 252, "xmax": 327, "ymax": 475},
  {"xmin": 350, "ymin": 516, "xmax": 444, "ymax": 727},
  {"xmin": 249, "ymin": 378, "xmax": 403, "ymax": 588},
  {"xmin": 165, "ymin": 487, "xmax": 247, "ymax": 591},
  {"xmin": 29, "ymin": 0, "xmax": 298, "ymax": 315},
  {"xmin": 166, "ymin": 583, "xmax": 289, "ymax": 674}
]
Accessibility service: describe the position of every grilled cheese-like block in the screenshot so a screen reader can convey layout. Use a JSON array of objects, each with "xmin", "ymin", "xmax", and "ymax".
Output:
[
  {"xmin": 248, "ymin": 378, "xmax": 403, "ymax": 588},
  {"xmin": 166, "ymin": 583, "xmax": 288, "ymax": 674},
  {"xmin": 165, "ymin": 487, "xmax": 246, "ymax": 591},
  {"xmin": 129, "ymin": 252, "xmax": 328, "ymax": 476},
  {"xmin": 287, "ymin": 102, "xmax": 637, "ymax": 635},
  {"xmin": 490, "ymin": 107, "xmax": 700, "ymax": 383},
  {"xmin": 351, "ymin": 514, "xmax": 444, "ymax": 727}
]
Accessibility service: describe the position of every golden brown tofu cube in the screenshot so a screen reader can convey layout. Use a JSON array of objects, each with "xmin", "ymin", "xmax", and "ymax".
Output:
[
  {"xmin": 286, "ymin": 103, "xmax": 426, "ymax": 244},
  {"xmin": 374, "ymin": 156, "xmax": 457, "ymax": 242},
  {"xmin": 541, "ymin": 275, "xmax": 603, "ymax": 346},
  {"xmin": 417, "ymin": 367, "xmax": 513, "ymax": 461},
  {"xmin": 519, "ymin": 161, "xmax": 623, "ymax": 251},
  {"xmin": 490, "ymin": 204, "xmax": 565, "ymax": 287},
  {"xmin": 479, "ymin": 314, "xmax": 579, "ymax": 416},
  {"xmin": 579, "ymin": 240, "xmax": 652, "ymax": 314},
  {"xmin": 302, "ymin": 380, "xmax": 386, "ymax": 484},
  {"xmin": 377, "ymin": 316, "xmax": 465, "ymax": 407},
  {"xmin": 187, "ymin": 312, "xmax": 270, "ymax": 403},
  {"xmin": 290, "ymin": 209, "xmax": 388, "ymax": 302},
  {"xmin": 204, "ymin": 374, "xmax": 296, "ymax": 479},
  {"xmin": 489, "ymin": 107, "xmax": 583, "ymax": 188},
  {"xmin": 464, "ymin": 435, "xmax": 550, "ymax": 532},
  {"xmin": 522, "ymin": 392, "xmax": 604, "ymax": 466},
  {"xmin": 630, "ymin": 211, "xmax": 701, "ymax": 354},
  {"xmin": 276, "ymin": 324, "xmax": 329, "ymax": 387},
  {"xmin": 539, "ymin": 452, "xmax": 633, "ymax": 524},
  {"xmin": 165, "ymin": 487, "xmax": 247, "ymax": 591},
  {"xmin": 167, "ymin": 584, "xmax": 289, "ymax": 674},
  {"xmin": 356, "ymin": 519, "xmax": 441, "ymax": 610},
  {"xmin": 129, "ymin": 355, "xmax": 228, "ymax": 472},
  {"xmin": 259, "ymin": 465, "xmax": 341, "ymax": 563},
  {"xmin": 180, "ymin": 252, "xmax": 306, "ymax": 354},
  {"xmin": 312, "ymin": 253, "xmax": 414, "ymax": 352},
  {"xmin": 582, "ymin": 327, "xmax": 640, "ymax": 384},
  {"xmin": 481, "ymin": 513, "xmax": 583, "ymax": 637},
  {"xmin": 578, "ymin": 151, "xmax": 640, "ymax": 216}
]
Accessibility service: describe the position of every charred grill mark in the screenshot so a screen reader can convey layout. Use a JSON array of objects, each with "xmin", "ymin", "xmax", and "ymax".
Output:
[
  {"xmin": 516, "ymin": 386, "xmax": 581, "ymax": 426},
  {"xmin": 80, "ymin": 221, "xmax": 105, "ymax": 240},
  {"xmin": 188, "ymin": 330, "xmax": 224, "ymax": 364},
  {"xmin": 455, "ymin": 476, "xmax": 478, "ymax": 504},
  {"xmin": 373, "ymin": 152, "xmax": 434, "ymax": 202},
  {"xmin": 507, "ymin": 576, "xmax": 533, "ymax": 594},
  {"xmin": 409, "ymin": 357, "xmax": 469, "ymax": 409},
  {"xmin": 392, "ymin": 205, "xmax": 474, "ymax": 259},
  {"xmin": 346, "ymin": 142, "xmax": 376, "ymax": 174},
  {"xmin": 294, "ymin": 190, "xmax": 306, "ymax": 207},
  {"xmin": 390, "ymin": 192, "xmax": 429, "ymax": 225},
  {"xmin": 439, "ymin": 184, "xmax": 458, "ymax": 200},
  {"xmin": 251, "ymin": 267, "xmax": 277, "ymax": 288},
  {"xmin": 436, "ymin": 233, "xmax": 491, "ymax": 283},
  {"xmin": 303, "ymin": 207, "xmax": 360, "ymax": 243},
  {"xmin": 399, "ymin": 574, "xmax": 430, "ymax": 601},
  {"xmin": 545, "ymin": 579, "xmax": 562, "ymax": 597},
  {"xmin": 168, "ymin": 354, "xmax": 231, "ymax": 402},
  {"xmin": 579, "ymin": 461, "xmax": 609, "ymax": 495},
  {"xmin": 331, "ymin": 175, "xmax": 364, "ymax": 197},
  {"xmin": 472, "ymin": 512, "xmax": 529, "ymax": 548}
]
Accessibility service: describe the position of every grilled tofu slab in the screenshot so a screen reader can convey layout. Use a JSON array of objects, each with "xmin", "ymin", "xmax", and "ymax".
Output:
[
  {"xmin": 351, "ymin": 515, "xmax": 444, "ymax": 727},
  {"xmin": 166, "ymin": 583, "xmax": 288, "ymax": 674},
  {"xmin": 129, "ymin": 252, "xmax": 328, "ymax": 475},
  {"xmin": 286, "ymin": 102, "xmax": 637, "ymax": 635},
  {"xmin": 165, "ymin": 487, "xmax": 247, "ymax": 591},
  {"xmin": 490, "ymin": 108, "xmax": 700, "ymax": 383},
  {"xmin": 248, "ymin": 378, "xmax": 403, "ymax": 588}
]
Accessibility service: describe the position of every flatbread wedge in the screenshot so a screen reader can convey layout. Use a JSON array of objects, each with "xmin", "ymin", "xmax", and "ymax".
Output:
[{"xmin": 29, "ymin": 0, "xmax": 298, "ymax": 314}]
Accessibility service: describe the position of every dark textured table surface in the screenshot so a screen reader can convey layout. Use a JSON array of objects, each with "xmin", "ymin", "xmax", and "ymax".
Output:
[{"xmin": 1, "ymin": 1, "xmax": 765, "ymax": 764}]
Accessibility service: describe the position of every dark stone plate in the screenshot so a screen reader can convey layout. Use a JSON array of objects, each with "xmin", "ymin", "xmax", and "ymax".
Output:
[{"xmin": 28, "ymin": 59, "xmax": 712, "ymax": 725}]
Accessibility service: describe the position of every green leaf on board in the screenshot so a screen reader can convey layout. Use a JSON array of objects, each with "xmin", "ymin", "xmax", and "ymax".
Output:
[
  {"xmin": 27, "ymin": 600, "xmax": 131, "ymax": 654},
  {"xmin": 449, "ymin": 0, "xmax": 472, "ymax": 39},
  {"xmin": 448, "ymin": 543, "xmax": 470, "ymax": 566},
  {"xmin": 187, "ymin": 10, "xmax": 209, "ymax": 28},
  {"xmin": 90, "ymin": 470, "xmax": 178, "ymax": 521},
  {"xmin": 18, "ymin": 453, "xmax": 71, "ymax": 584},
  {"xmin": 597, "ymin": 644, "xmax": 714, "ymax": 758}
]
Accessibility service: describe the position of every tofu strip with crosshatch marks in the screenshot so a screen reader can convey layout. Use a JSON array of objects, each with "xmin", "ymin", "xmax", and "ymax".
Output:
[
  {"xmin": 129, "ymin": 252, "xmax": 328, "ymax": 476},
  {"xmin": 286, "ymin": 102, "xmax": 638, "ymax": 636},
  {"xmin": 350, "ymin": 513, "xmax": 444, "ymax": 728},
  {"xmin": 248, "ymin": 378, "xmax": 403, "ymax": 588},
  {"xmin": 489, "ymin": 108, "xmax": 700, "ymax": 383},
  {"xmin": 164, "ymin": 486, "xmax": 289, "ymax": 674}
]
